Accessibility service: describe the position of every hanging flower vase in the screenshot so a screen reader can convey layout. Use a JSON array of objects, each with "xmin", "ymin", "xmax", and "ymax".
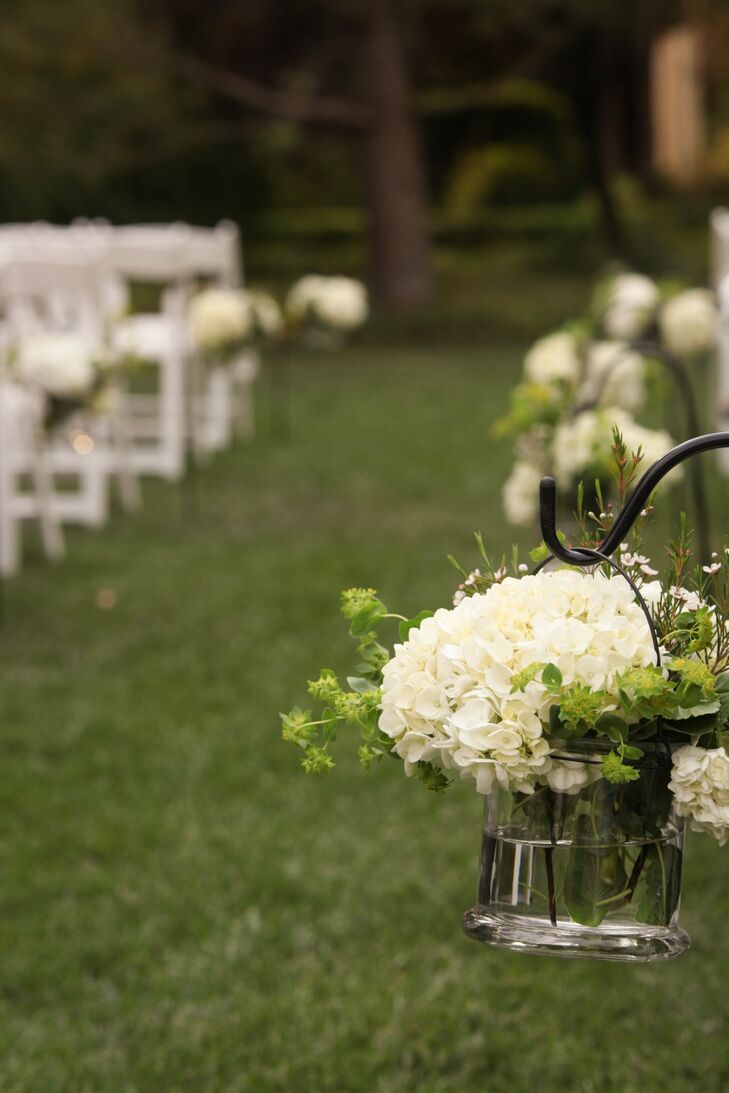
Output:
[{"xmin": 462, "ymin": 738, "xmax": 689, "ymax": 961}]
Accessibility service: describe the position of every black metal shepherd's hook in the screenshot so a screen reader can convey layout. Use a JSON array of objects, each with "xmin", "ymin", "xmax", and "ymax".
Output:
[
  {"xmin": 577, "ymin": 338, "xmax": 711, "ymax": 560},
  {"xmin": 540, "ymin": 432, "xmax": 729, "ymax": 567}
]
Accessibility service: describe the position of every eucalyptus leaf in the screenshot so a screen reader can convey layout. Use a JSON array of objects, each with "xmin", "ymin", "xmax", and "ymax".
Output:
[
  {"xmin": 347, "ymin": 676, "xmax": 380, "ymax": 694},
  {"xmin": 670, "ymin": 699, "xmax": 720, "ymax": 720},
  {"xmin": 563, "ymin": 818, "xmax": 627, "ymax": 927},
  {"xmin": 349, "ymin": 601, "xmax": 387, "ymax": 638}
]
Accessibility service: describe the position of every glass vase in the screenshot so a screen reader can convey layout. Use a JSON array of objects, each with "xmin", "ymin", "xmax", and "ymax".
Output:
[{"xmin": 462, "ymin": 740, "xmax": 690, "ymax": 962}]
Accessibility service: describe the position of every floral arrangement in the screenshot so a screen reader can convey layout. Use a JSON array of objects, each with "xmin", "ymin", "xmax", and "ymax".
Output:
[
  {"xmin": 12, "ymin": 331, "xmax": 114, "ymax": 430},
  {"xmin": 496, "ymin": 270, "xmax": 717, "ymax": 528},
  {"xmin": 187, "ymin": 276, "xmax": 369, "ymax": 360},
  {"xmin": 187, "ymin": 287, "xmax": 282, "ymax": 360},
  {"xmin": 282, "ymin": 436, "xmax": 729, "ymax": 839},
  {"xmin": 282, "ymin": 433, "xmax": 729, "ymax": 948},
  {"xmin": 285, "ymin": 275, "xmax": 369, "ymax": 341}
]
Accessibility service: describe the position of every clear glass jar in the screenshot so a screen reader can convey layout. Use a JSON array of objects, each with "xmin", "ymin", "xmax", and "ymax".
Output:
[{"xmin": 462, "ymin": 740, "xmax": 690, "ymax": 962}]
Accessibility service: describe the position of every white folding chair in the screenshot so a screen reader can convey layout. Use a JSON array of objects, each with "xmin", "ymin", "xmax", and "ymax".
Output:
[
  {"xmin": 0, "ymin": 248, "xmax": 141, "ymax": 521},
  {"xmin": 108, "ymin": 227, "xmax": 194, "ymax": 480}
]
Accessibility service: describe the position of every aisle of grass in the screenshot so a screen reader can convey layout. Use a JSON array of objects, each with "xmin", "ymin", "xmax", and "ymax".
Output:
[{"xmin": 0, "ymin": 346, "xmax": 728, "ymax": 1092}]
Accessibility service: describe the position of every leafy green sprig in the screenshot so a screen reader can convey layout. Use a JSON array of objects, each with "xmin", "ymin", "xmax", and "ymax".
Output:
[{"xmin": 280, "ymin": 589, "xmax": 436, "ymax": 781}]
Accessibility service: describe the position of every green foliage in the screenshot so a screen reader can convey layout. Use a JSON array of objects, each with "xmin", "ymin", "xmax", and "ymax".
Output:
[{"xmin": 563, "ymin": 821, "xmax": 628, "ymax": 927}]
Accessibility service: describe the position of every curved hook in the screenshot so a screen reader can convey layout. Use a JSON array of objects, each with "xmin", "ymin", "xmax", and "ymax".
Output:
[
  {"xmin": 573, "ymin": 337, "xmax": 710, "ymax": 558},
  {"xmin": 540, "ymin": 431, "xmax": 729, "ymax": 566}
]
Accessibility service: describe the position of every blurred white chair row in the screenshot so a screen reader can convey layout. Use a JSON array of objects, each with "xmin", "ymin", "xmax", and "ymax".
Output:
[{"xmin": 0, "ymin": 220, "xmax": 258, "ymax": 576}]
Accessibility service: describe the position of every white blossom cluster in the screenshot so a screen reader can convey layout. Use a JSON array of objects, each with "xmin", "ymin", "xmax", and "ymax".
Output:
[
  {"xmin": 379, "ymin": 570, "xmax": 658, "ymax": 796},
  {"xmin": 601, "ymin": 273, "xmax": 659, "ymax": 341},
  {"xmin": 659, "ymin": 289, "xmax": 717, "ymax": 358},
  {"xmin": 286, "ymin": 275, "xmax": 368, "ymax": 331},
  {"xmin": 15, "ymin": 332, "xmax": 102, "ymax": 398},
  {"xmin": 188, "ymin": 288, "xmax": 254, "ymax": 353},
  {"xmin": 669, "ymin": 745, "xmax": 729, "ymax": 844},
  {"xmin": 552, "ymin": 408, "xmax": 676, "ymax": 484},
  {"xmin": 502, "ymin": 460, "xmax": 543, "ymax": 526},
  {"xmin": 188, "ymin": 287, "xmax": 281, "ymax": 354},
  {"xmin": 523, "ymin": 332, "xmax": 582, "ymax": 385},
  {"xmin": 582, "ymin": 341, "xmax": 646, "ymax": 412}
]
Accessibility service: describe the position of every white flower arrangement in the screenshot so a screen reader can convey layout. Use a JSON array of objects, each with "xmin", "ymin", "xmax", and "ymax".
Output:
[
  {"xmin": 15, "ymin": 332, "xmax": 101, "ymax": 399},
  {"xmin": 502, "ymin": 460, "xmax": 542, "ymax": 526},
  {"xmin": 583, "ymin": 341, "xmax": 646, "ymax": 412},
  {"xmin": 378, "ymin": 570, "xmax": 656, "ymax": 796},
  {"xmin": 286, "ymin": 275, "xmax": 369, "ymax": 332},
  {"xmin": 552, "ymin": 409, "xmax": 676, "ymax": 485},
  {"xmin": 283, "ymin": 440, "xmax": 729, "ymax": 951},
  {"xmin": 600, "ymin": 273, "xmax": 659, "ymax": 341},
  {"xmin": 523, "ymin": 331, "xmax": 582, "ymax": 386},
  {"xmin": 659, "ymin": 289, "xmax": 717, "ymax": 358},
  {"xmin": 188, "ymin": 288, "xmax": 256, "ymax": 356},
  {"xmin": 496, "ymin": 267, "xmax": 715, "ymax": 528},
  {"xmin": 284, "ymin": 483, "xmax": 729, "ymax": 846}
]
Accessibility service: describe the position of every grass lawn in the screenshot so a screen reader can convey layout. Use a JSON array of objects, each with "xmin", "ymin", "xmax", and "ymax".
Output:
[{"xmin": 1, "ymin": 345, "xmax": 728, "ymax": 1092}]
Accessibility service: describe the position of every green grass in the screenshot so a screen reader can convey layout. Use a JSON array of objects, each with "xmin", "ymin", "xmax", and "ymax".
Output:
[{"xmin": 1, "ymin": 346, "xmax": 729, "ymax": 1092}]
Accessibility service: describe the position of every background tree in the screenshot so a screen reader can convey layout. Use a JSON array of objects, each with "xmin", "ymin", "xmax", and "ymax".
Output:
[{"xmin": 0, "ymin": 0, "xmax": 707, "ymax": 305}]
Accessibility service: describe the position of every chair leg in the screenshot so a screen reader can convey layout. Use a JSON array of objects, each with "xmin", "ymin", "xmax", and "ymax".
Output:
[
  {"xmin": 30, "ymin": 442, "xmax": 65, "ymax": 561},
  {"xmin": 110, "ymin": 403, "xmax": 142, "ymax": 512},
  {"xmin": 0, "ymin": 503, "xmax": 21, "ymax": 577}
]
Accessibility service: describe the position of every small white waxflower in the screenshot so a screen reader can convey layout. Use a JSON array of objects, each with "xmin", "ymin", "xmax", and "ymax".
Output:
[
  {"xmin": 601, "ymin": 273, "xmax": 659, "ymax": 340},
  {"xmin": 703, "ymin": 563, "xmax": 722, "ymax": 575},
  {"xmin": 659, "ymin": 289, "xmax": 717, "ymax": 358},
  {"xmin": 670, "ymin": 586, "xmax": 703, "ymax": 611},
  {"xmin": 669, "ymin": 745, "xmax": 729, "ymax": 844},
  {"xmin": 523, "ymin": 331, "xmax": 581, "ymax": 386}
]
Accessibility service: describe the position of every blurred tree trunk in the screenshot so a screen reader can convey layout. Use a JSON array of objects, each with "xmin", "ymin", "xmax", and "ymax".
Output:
[
  {"xmin": 573, "ymin": 30, "xmax": 627, "ymax": 259},
  {"xmin": 358, "ymin": 0, "xmax": 432, "ymax": 307}
]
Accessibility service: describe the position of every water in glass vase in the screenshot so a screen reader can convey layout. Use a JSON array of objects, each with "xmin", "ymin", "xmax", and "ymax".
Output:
[{"xmin": 462, "ymin": 743, "xmax": 690, "ymax": 962}]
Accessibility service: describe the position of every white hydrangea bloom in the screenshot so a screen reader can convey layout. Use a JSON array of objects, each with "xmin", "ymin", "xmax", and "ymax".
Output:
[
  {"xmin": 502, "ymin": 460, "xmax": 542, "ymax": 526},
  {"xmin": 286, "ymin": 275, "xmax": 368, "ymax": 331},
  {"xmin": 379, "ymin": 570, "xmax": 659, "ymax": 796},
  {"xmin": 659, "ymin": 289, "xmax": 717, "ymax": 358},
  {"xmin": 15, "ymin": 333, "xmax": 99, "ymax": 398},
  {"xmin": 669, "ymin": 745, "xmax": 729, "ymax": 844},
  {"xmin": 544, "ymin": 759, "xmax": 603, "ymax": 795},
  {"xmin": 602, "ymin": 273, "xmax": 659, "ymax": 340},
  {"xmin": 523, "ymin": 332, "xmax": 581, "ymax": 386},
  {"xmin": 553, "ymin": 408, "xmax": 676, "ymax": 482},
  {"xmin": 188, "ymin": 288, "xmax": 253, "ymax": 353},
  {"xmin": 581, "ymin": 340, "xmax": 646, "ymax": 412}
]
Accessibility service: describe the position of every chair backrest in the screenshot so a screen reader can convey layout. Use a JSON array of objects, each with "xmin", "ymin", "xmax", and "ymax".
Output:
[
  {"xmin": 182, "ymin": 221, "xmax": 242, "ymax": 287},
  {"xmin": 105, "ymin": 225, "xmax": 194, "ymax": 285},
  {"xmin": 0, "ymin": 246, "xmax": 108, "ymax": 342}
]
